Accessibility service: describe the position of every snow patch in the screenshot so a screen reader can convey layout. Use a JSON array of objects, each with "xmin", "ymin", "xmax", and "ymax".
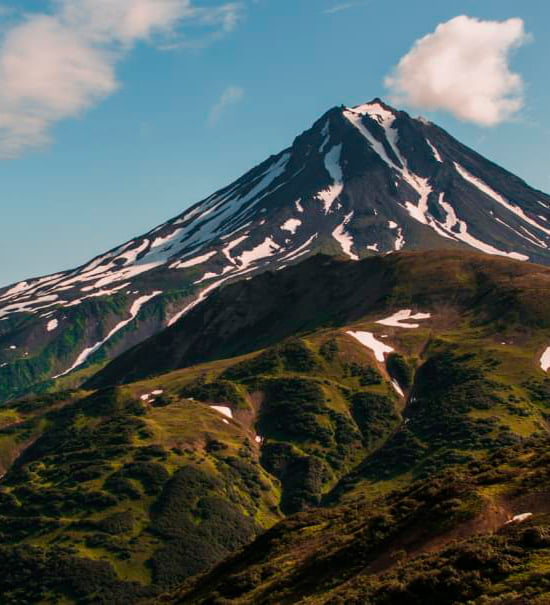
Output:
[
  {"xmin": 46, "ymin": 319, "xmax": 58, "ymax": 332},
  {"xmin": 376, "ymin": 309, "xmax": 431, "ymax": 329},
  {"xmin": 505, "ymin": 512, "xmax": 533, "ymax": 525},
  {"xmin": 391, "ymin": 380, "xmax": 405, "ymax": 397},
  {"xmin": 222, "ymin": 235, "xmax": 249, "ymax": 264},
  {"xmin": 332, "ymin": 212, "xmax": 358, "ymax": 260},
  {"xmin": 317, "ymin": 144, "xmax": 344, "ymax": 213},
  {"xmin": 394, "ymin": 228, "xmax": 405, "ymax": 251},
  {"xmin": 347, "ymin": 330, "xmax": 394, "ymax": 362},
  {"xmin": 281, "ymin": 219, "xmax": 302, "ymax": 234},
  {"xmin": 540, "ymin": 347, "xmax": 550, "ymax": 372},
  {"xmin": 319, "ymin": 120, "xmax": 331, "ymax": 153},
  {"xmin": 237, "ymin": 237, "xmax": 281, "ymax": 269},
  {"xmin": 210, "ymin": 405, "xmax": 233, "ymax": 419},
  {"xmin": 194, "ymin": 271, "xmax": 222, "ymax": 284}
]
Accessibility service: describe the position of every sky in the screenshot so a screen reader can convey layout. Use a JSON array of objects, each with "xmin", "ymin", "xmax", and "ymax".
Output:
[{"xmin": 1, "ymin": 0, "xmax": 549, "ymax": 287}]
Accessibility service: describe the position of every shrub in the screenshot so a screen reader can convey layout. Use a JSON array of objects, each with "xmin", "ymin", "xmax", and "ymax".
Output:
[
  {"xmin": 386, "ymin": 353, "xmax": 413, "ymax": 389},
  {"xmin": 121, "ymin": 462, "xmax": 169, "ymax": 495}
]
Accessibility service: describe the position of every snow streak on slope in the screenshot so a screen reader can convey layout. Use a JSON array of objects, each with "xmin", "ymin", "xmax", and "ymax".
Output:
[
  {"xmin": 332, "ymin": 212, "xmax": 358, "ymax": 260},
  {"xmin": 0, "ymin": 152, "xmax": 298, "ymax": 324},
  {"xmin": 171, "ymin": 251, "xmax": 218, "ymax": 270},
  {"xmin": 344, "ymin": 106, "xmax": 400, "ymax": 171},
  {"xmin": 317, "ymin": 144, "xmax": 344, "ymax": 213},
  {"xmin": 454, "ymin": 163, "xmax": 550, "ymax": 240},
  {"xmin": 238, "ymin": 238, "xmax": 281, "ymax": 269},
  {"xmin": 394, "ymin": 228, "xmax": 405, "ymax": 251},
  {"xmin": 427, "ymin": 139, "xmax": 443, "ymax": 163},
  {"xmin": 437, "ymin": 194, "xmax": 529, "ymax": 261},
  {"xmin": 347, "ymin": 330, "xmax": 394, "ymax": 362},
  {"xmin": 391, "ymin": 380, "xmax": 405, "ymax": 397},
  {"xmin": 343, "ymin": 102, "xmax": 535, "ymax": 261},
  {"xmin": 344, "ymin": 103, "xmax": 448, "ymax": 240},
  {"xmin": 53, "ymin": 291, "xmax": 162, "ymax": 377},
  {"xmin": 210, "ymin": 406, "xmax": 233, "ymax": 419}
]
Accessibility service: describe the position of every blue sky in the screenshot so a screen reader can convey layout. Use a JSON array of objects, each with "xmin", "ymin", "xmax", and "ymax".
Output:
[{"xmin": 1, "ymin": 0, "xmax": 549, "ymax": 287}]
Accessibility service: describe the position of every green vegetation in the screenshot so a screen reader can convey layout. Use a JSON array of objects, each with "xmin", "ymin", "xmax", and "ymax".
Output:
[
  {"xmin": 1, "ymin": 252, "xmax": 550, "ymax": 603},
  {"xmin": 165, "ymin": 436, "xmax": 550, "ymax": 605},
  {"xmin": 386, "ymin": 353, "xmax": 412, "ymax": 390},
  {"xmin": 0, "ymin": 385, "xmax": 279, "ymax": 603}
]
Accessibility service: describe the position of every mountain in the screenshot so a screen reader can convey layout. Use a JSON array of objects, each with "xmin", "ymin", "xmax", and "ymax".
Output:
[
  {"xmin": 1, "ymin": 99, "xmax": 550, "ymax": 400},
  {"xmin": 0, "ymin": 250, "xmax": 548, "ymax": 604},
  {"xmin": 86, "ymin": 250, "xmax": 550, "ymax": 389}
]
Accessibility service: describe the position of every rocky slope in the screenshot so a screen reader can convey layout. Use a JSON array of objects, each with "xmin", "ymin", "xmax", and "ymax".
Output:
[{"xmin": 2, "ymin": 99, "xmax": 550, "ymax": 400}]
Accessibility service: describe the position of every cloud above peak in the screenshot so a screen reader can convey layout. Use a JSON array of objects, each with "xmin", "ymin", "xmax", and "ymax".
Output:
[
  {"xmin": 208, "ymin": 85, "xmax": 245, "ymax": 126},
  {"xmin": 0, "ymin": 0, "xmax": 243, "ymax": 158},
  {"xmin": 385, "ymin": 16, "xmax": 530, "ymax": 126}
]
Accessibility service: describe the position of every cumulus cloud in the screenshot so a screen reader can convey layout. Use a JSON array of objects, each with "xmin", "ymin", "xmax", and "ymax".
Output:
[
  {"xmin": 0, "ymin": 0, "xmax": 243, "ymax": 157},
  {"xmin": 208, "ymin": 85, "xmax": 245, "ymax": 126},
  {"xmin": 385, "ymin": 15, "xmax": 530, "ymax": 126}
]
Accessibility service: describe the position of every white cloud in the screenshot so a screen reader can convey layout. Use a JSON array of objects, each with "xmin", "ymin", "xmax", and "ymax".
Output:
[
  {"xmin": 208, "ymin": 85, "xmax": 244, "ymax": 126},
  {"xmin": 0, "ymin": 0, "xmax": 243, "ymax": 157},
  {"xmin": 385, "ymin": 15, "xmax": 530, "ymax": 126}
]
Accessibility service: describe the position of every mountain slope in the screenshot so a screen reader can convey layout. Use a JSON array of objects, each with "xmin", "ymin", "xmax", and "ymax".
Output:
[
  {"xmin": 162, "ymin": 435, "xmax": 550, "ymax": 605},
  {"xmin": 1, "ymin": 250, "xmax": 549, "ymax": 603},
  {"xmin": 2, "ymin": 99, "xmax": 550, "ymax": 400},
  {"xmin": 87, "ymin": 250, "xmax": 550, "ymax": 389}
]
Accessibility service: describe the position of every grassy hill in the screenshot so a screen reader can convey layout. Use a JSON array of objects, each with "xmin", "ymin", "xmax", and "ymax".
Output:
[
  {"xmin": 165, "ymin": 435, "xmax": 550, "ymax": 604},
  {"xmin": 0, "ymin": 251, "xmax": 548, "ymax": 603}
]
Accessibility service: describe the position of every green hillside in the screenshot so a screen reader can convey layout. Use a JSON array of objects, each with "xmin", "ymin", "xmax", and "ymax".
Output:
[
  {"xmin": 0, "ymin": 251, "xmax": 548, "ymax": 603},
  {"xmin": 166, "ymin": 435, "xmax": 550, "ymax": 604}
]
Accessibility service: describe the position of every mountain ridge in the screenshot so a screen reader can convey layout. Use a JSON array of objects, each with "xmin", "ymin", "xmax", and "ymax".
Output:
[{"xmin": 86, "ymin": 249, "xmax": 550, "ymax": 390}]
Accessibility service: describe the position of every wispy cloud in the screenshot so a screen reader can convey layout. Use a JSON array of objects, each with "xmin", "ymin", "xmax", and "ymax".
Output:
[
  {"xmin": 323, "ymin": 2, "xmax": 367, "ymax": 15},
  {"xmin": 385, "ymin": 15, "xmax": 530, "ymax": 126},
  {"xmin": 0, "ymin": 0, "xmax": 244, "ymax": 158},
  {"xmin": 208, "ymin": 85, "xmax": 245, "ymax": 126}
]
